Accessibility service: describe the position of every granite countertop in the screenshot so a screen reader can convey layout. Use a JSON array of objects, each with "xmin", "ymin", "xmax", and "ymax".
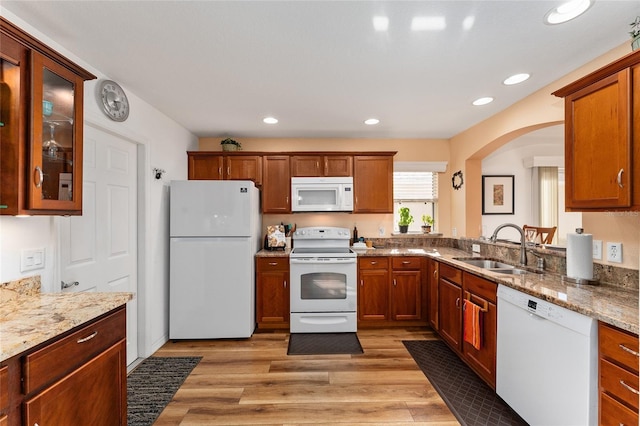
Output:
[
  {"xmin": 257, "ymin": 247, "xmax": 639, "ymax": 335},
  {"xmin": 0, "ymin": 290, "xmax": 133, "ymax": 362}
]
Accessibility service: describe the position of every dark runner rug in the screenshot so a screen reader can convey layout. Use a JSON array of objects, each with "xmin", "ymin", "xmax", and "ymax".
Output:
[
  {"xmin": 403, "ymin": 340, "xmax": 528, "ymax": 426},
  {"xmin": 127, "ymin": 356, "xmax": 201, "ymax": 426},
  {"xmin": 288, "ymin": 332, "xmax": 364, "ymax": 355}
]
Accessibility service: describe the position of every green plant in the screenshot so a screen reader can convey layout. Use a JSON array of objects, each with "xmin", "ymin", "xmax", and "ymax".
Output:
[
  {"xmin": 220, "ymin": 138, "xmax": 241, "ymax": 148},
  {"xmin": 398, "ymin": 207, "xmax": 414, "ymax": 226},
  {"xmin": 630, "ymin": 16, "xmax": 640, "ymax": 39},
  {"xmin": 421, "ymin": 214, "xmax": 434, "ymax": 226}
]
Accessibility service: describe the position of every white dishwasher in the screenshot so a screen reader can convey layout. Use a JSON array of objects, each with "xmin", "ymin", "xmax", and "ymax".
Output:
[{"xmin": 496, "ymin": 284, "xmax": 598, "ymax": 426}]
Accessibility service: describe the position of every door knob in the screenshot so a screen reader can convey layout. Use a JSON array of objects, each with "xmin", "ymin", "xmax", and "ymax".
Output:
[{"xmin": 61, "ymin": 280, "xmax": 79, "ymax": 289}]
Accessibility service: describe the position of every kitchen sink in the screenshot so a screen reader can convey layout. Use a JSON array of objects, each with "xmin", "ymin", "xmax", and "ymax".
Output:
[
  {"xmin": 453, "ymin": 258, "xmax": 515, "ymax": 269},
  {"xmin": 453, "ymin": 257, "xmax": 541, "ymax": 275}
]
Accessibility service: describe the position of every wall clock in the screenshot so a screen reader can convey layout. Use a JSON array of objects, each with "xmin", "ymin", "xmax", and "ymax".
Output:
[
  {"xmin": 452, "ymin": 170, "xmax": 464, "ymax": 190},
  {"xmin": 99, "ymin": 80, "xmax": 129, "ymax": 122}
]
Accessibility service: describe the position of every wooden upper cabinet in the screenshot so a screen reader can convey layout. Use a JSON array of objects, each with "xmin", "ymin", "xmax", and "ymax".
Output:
[
  {"xmin": 291, "ymin": 155, "xmax": 353, "ymax": 177},
  {"xmin": 262, "ymin": 155, "xmax": 290, "ymax": 213},
  {"xmin": 225, "ymin": 155, "xmax": 262, "ymax": 185},
  {"xmin": 353, "ymin": 155, "xmax": 394, "ymax": 213},
  {"xmin": 187, "ymin": 152, "xmax": 262, "ymax": 185},
  {"xmin": 188, "ymin": 153, "xmax": 223, "ymax": 180},
  {"xmin": 1, "ymin": 18, "xmax": 96, "ymax": 215},
  {"xmin": 553, "ymin": 49, "xmax": 640, "ymax": 211}
]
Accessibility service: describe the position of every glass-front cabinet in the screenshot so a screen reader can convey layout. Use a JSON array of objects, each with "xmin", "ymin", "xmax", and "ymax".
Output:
[
  {"xmin": 31, "ymin": 53, "xmax": 84, "ymax": 212},
  {"xmin": 0, "ymin": 17, "xmax": 95, "ymax": 215}
]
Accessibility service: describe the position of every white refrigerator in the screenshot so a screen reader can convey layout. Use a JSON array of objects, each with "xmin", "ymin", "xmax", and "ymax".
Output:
[{"xmin": 169, "ymin": 180, "xmax": 261, "ymax": 339}]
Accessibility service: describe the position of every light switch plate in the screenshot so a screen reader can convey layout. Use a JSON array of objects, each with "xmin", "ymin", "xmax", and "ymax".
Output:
[
  {"xmin": 472, "ymin": 244, "xmax": 481, "ymax": 253},
  {"xmin": 21, "ymin": 248, "xmax": 45, "ymax": 272},
  {"xmin": 606, "ymin": 242, "xmax": 622, "ymax": 263},
  {"xmin": 592, "ymin": 240, "xmax": 602, "ymax": 260}
]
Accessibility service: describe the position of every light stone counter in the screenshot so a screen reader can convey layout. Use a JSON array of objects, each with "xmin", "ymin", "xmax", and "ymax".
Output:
[
  {"xmin": 0, "ymin": 281, "xmax": 133, "ymax": 362},
  {"xmin": 257, "ymin": 246, "xmax": 639, "ymax": 335}
]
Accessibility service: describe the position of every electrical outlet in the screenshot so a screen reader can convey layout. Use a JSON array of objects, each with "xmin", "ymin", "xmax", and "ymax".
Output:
[
  {"xmin": 472, "ymin": 244, "xmax": 481, "ymax": 253},
  {"xmin": 378, "ymin": 226, "xmax": 385, "ymax": 237},
  {"xmin": 592, "ymin": 240, "xmax": 602, "ymax": 260},
  {"xmin": 606, "ymin": 242, "xmax": 623, "ymax": 263}
]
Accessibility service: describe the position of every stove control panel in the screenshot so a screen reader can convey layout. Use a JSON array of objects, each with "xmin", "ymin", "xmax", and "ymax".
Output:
[{"xmin": 293, "ymin": 226, "xmax": 351, "ymax": 240}]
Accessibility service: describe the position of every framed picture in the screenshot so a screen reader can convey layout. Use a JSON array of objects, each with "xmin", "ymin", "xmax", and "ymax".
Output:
[{"xmin": 482, "ymin": 175, "xmax": 514, "ymax": 215}]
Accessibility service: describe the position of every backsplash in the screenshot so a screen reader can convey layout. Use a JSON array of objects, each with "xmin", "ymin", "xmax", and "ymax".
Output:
[
  {"xmin": 1, "ymin": 275, "xmax": 41, "ymax": 301},
  {"xmin": 367, "ymin": 235, "xmax": 638, "ymax": 289}
]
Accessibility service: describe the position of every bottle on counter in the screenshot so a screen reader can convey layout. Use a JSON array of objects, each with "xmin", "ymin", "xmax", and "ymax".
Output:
[{"xmin": 353, "ymin": 225, "xmax": 358, "ymax": 244}]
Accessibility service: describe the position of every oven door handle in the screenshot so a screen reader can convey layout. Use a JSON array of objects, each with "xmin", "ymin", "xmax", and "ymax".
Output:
[{"xmin": 290, "ymin": 258, "xmax": 357, "ymax": 264}]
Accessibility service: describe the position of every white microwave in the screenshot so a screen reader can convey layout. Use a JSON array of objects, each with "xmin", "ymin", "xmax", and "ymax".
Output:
[{"xmin": 291, "ymin": 177, "xmax": 354, "ymax": 212}]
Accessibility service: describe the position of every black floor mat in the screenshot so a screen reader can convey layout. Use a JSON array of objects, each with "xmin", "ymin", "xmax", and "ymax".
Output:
[
  {"xmin": 403, "ymin": 340, "xmax": 528, "ymax": 426},
  {"xmin": 287, "ymin": 332, "xmax": 364, "ymax": 355},
  {"xmin": 127, "ymin": 356, "xmax": 201, "ymax": 426}
]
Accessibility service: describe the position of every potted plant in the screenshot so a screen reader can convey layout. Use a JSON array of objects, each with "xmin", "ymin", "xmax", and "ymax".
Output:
[
  {"xmin": 421, "ymin": 214, "xmax": 434, "ymax": 233},
  {"xmin": 398, "ymin": 207, "xmax": 413, "ymax": 233},
  {"xmin": 220, "ymin": 138, "xmax": 242, "ymax": 151},
  {"xmin": 631, "ymin": 16, "xmax": 640, "ymax": 51}
]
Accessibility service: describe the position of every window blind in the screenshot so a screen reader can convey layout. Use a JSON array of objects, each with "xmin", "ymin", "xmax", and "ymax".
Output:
[{"xmin": 393, "ymin": 172, "xmax": 438, "ymax": 201}]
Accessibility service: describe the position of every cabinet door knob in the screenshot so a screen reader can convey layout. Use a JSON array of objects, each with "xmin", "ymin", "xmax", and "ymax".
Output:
[
  {"xmin": 617, "ymin": 168, "xmax": 624, "ymax": 188},
  {"xmin": 455, "ymin": 297, "xmax": 460, "ymax": 308},
  {"xmin": 34, "ymin": 166, "xmax": 44, "ymax": 188}
]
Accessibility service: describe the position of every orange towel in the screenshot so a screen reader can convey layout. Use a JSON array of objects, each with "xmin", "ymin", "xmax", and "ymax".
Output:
[{"xmin": 463, "ymin": 299, "xmax": 483, "ymax": 350}]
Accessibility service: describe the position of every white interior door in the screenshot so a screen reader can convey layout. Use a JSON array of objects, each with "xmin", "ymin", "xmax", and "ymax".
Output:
[{"xmin": 60, "ymin": 124, "xmax": 138, "ymax": 365}]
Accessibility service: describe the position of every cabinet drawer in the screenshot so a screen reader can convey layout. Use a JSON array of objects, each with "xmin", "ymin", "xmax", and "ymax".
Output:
[
  {"xmin": 391, "ymin": 257, "xmax": 421, "ymax": 270},
  {"xmin": 23, "ymin": 308, "xmax": 126, "ymax": 394},
  {"xmin": 0, "ymin": 366, "xmax": 7, "ymax": 411},
  {"xmin": 463, "ymin": 272, "xmax": 497, "ymax": 303},
  {"xmin": 257, "ymin": 257, "xmax": 289, "ymax": 271},
  {"xmin": 600, "ymin": 391, "xmax": 639, "ymax": 426},
  {"xmin": 358, "ymin": 257, "xmax": 389, "ymax": 270},
  {"xmin": 600, "ymin": 322, "xmax": 639, "ymax": 373},
  {"xmin": 600, "ymin": 358, "xmax": 640, "ymax": 410},
  {"xmin": 439, "ymin": 263, "xmax": 462, "ymax": 284}
]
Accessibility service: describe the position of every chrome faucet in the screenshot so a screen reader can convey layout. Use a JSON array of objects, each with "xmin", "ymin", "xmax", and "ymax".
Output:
[{"xmin": 489, "ymin": 223, "xmax": 527, "ymax": 266}]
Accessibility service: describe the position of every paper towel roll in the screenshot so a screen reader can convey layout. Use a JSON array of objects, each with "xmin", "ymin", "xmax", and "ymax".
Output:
[{"xmin": 566, "ymin": 230, "xmax": 593, "ymax": 280}]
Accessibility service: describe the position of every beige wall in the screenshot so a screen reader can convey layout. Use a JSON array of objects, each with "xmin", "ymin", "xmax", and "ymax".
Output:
[
  {"xmin": 198, "ymin": 42, "xmax": 639, "ymax": 269},
  {"xmin": 199, "ymin": 138, "xmax": 451, "ymax": 239}
]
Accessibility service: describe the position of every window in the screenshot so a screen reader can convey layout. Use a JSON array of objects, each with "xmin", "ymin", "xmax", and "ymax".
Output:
[{"xmin": 393, "ymin": 171, "xmax": 438, "ymax": 233}]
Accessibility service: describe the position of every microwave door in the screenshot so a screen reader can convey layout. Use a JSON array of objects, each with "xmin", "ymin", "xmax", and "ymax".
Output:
[{"xmin": 296, "ymin": 186, "xmax": 339, "ymax": 211}]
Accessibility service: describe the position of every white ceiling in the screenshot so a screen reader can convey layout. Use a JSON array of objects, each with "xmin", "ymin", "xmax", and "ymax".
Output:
[{"xmin": 2, "ymin": 1, "xmax": 639, "ymax": 139}]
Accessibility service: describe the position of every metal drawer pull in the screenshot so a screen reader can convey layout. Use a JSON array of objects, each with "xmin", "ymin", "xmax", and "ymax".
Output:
[
  {"xmin": 619, "ymin": 379, "xmax": 640, "ymax": 395},
  {"xmin": 284, "ymin": 280, "xmax": 287, "ymax": 288},
  {"xmin": 61, "ymin": 280, "xmax": 79, "ymax": 289},
  {"xmin": 619, "ymin": 344, "xmax": 640, "ymax": 357},
  {"xmin": 617, "ymin": 168, "xmax": 624, "ymax": 188},
  {"xmin": 393, "ymin": 279, "xmax": 397, "ymax": 287},
  {"xmin": 402, "ymin": 261, "xmax": 410, "ymax": 265},
  {"xmin": 433, "ymin": 270, "xmax": 437, "ymax": 278},
  {"xmin": 34, "ymin": 166, "xmax": 44, "ymax": 188},
  {"xmin": 455, "ymin": 297, "xmax": 460, "ymax": 308},
  {"xmin": 77, "ymin": 331, "xmax": 98, "ymax": 344},
  {"xmin": 269, "ymin": 262, "xmax": 278, "ymax": 266}
]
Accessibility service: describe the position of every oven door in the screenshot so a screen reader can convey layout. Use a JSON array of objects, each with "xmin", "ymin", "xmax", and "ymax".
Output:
[{"xmin": 290, "ymin": 257, "xmax": 357, "ymax": 313}]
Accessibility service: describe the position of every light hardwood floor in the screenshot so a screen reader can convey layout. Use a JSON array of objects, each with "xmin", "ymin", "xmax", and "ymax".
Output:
[{"xmin": 152, "ymin": 328, "xmax": 459, "ymax": 425}]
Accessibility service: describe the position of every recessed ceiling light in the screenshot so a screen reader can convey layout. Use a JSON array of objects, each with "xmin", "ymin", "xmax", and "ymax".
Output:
[
  {"xmin": 411, "ymin": 16, "xmax": 446, "ymax": 31},
  {"xmin": 263, "ymin": 117, "xmax": 278, "ymax": 124},
  {"xmin": 503, "ymin": 73, "xmax": 531, "ymax": 85},
  {"xmin": 373, "ymin": 16, "xmax": 389, "ymax": 32},
  {"xmin": 364, "ymin": 118, "xmax": 380, "ymax": 125},
  {"xmin": 544, "ymin": 0, "xmax": 594, "ymax": 25},
  {"xmin": 472, "ymin": 97, "xmax": 494, "ymax": 106}
]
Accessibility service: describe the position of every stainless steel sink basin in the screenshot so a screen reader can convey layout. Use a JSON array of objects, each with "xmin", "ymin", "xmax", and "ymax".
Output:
[{"xmin": 453, "ymin": 258, "xmax": 515, "ymax": 269}]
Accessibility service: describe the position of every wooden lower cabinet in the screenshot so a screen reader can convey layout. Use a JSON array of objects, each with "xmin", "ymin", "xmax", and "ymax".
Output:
[
  {"xmin": 256, "ymin": 257, "xmax": 290, "ymax": 329},
  {"xmin": 24, "ymin": 340, "xmax": 126, "ymax": 426},
  {"xmin": 598, "ymin": 321, "xmax": 639, "ymax": 425},
  {"xmin": 434, "ymin": 261, "xmax": 498, "ymax": 389},
  {"xmin": 390, "ymin": 257, "xmax": 424, "ymax": 321},
  {"xmin": 462, "ymin": 272, "xmax": 497, "ymax": 388},
  {"xmin": 427, "ymin": 258, "xmax": 439, "ymax": 330},
  {"xmin": 2, "ymin": 306, "xmax": 126, "ymax": 426},
  {"xmin": 358, "ymin": 257, "xmax": 390, "ymax": 322}
]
